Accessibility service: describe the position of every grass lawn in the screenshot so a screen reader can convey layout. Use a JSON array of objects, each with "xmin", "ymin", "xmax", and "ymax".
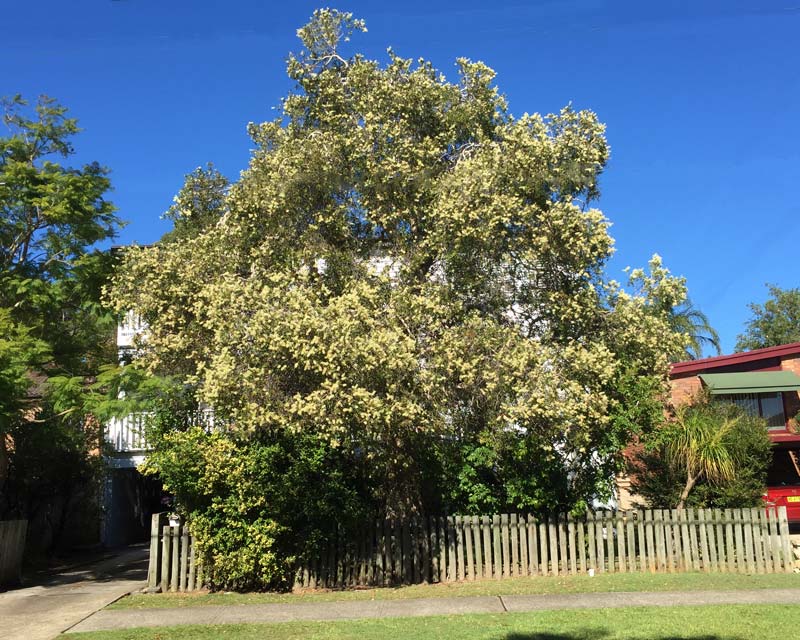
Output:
[
  {"xmin": 110, "ymin": 571, "xmax": 800, "ymax": 610},
  {"xmin": 70, "ymin": 604, "xmax": 800, "ymax": 639}
]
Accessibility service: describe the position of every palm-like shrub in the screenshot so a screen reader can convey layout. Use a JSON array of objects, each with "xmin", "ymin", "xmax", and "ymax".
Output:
[{"xmin": 630, "ymin": 399, "xmax": 771, "ymax": 510}]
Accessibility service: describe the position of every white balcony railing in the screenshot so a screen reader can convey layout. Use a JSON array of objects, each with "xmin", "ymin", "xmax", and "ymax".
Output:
[
  {"xmin": 105, "ymin": 414, "xmax": 149, "ymax": 452},
  {"xmin": 105, "ymin": 410, "xmax": 218, "ymax": 454}
]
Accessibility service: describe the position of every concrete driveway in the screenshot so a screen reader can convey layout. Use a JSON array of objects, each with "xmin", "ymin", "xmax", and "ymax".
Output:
[{"xmin": 0, "ymin": 546, "xmax": 147, "ymax": 640}]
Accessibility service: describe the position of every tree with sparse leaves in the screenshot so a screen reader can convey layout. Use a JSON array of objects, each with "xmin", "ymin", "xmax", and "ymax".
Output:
[{"xmin": 111, "ymin": 9, "xmax": 688, "ymax": 589}]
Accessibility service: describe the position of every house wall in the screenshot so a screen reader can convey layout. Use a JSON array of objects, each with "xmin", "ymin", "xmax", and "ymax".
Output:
[
  {"xmin": 669, "ymin": 352, "xmax": 800, "ymax": 428},
  {"xmin": 669, "ymin": 374, "xmax": 703, "ymax": 405},
  {"xmin": 781, "ymin": 354, "xmax": 800, "ymax": 424},
  {"xmin": 622, "ymin": 346, "xmax": 800, "ymax": 510}
]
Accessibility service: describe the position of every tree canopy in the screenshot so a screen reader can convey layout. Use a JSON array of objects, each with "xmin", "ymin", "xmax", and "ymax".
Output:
[
  {"xmin": 111, "ymin": 10, "xmax": 688, "ymax": 588},
  {"xmin": 735, "ymin": 284, "xmax": 800, "ymax": 351}
]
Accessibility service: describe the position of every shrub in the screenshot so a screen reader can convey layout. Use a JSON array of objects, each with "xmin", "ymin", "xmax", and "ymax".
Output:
[{"xmin": 629, "ymin": 399, "xmax": 771, "ymax": 509}]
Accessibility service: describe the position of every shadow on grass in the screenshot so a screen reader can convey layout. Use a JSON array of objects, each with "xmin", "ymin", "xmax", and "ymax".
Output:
[{"xmin": 504, "ymin": 633, "xmax": 739, "ymax": 640}]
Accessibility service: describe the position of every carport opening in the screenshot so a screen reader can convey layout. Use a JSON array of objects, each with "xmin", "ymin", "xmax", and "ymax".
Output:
[{"xmin": 767, "ymin": 449, "xmax": 800, "ymax": 487}]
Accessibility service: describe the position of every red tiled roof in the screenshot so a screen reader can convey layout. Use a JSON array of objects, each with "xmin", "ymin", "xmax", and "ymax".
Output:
[{"xmin": 670, "ymin": 342, "xmax": 800, "ymax": 376}]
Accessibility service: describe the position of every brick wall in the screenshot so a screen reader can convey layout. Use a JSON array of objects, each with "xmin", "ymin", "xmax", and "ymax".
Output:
[
  {"xmin": 781, "ymin": 355, "xmax": 800, "ymax": 428},
  {"xmin": 669, "ymin": 374, "xmax": 702, "ymax": 406}
]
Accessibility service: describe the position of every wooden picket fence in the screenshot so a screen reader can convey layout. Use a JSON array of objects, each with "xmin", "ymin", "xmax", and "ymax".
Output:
[
  {"xmin": 147, "ymin": 514, "xmax": 205, "ymax": 592},
  {"xmin": 147, "ymin": 507, "xmax": 794, "ymax": 592},
  {"xmin": 0, "ymin": 520, "xmax": 27, "ymax": 587}
]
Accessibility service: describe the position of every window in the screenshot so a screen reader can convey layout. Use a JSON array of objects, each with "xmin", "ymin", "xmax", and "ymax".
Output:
[{"xmin": 722, "ymin": 392, "xmax": 786, "ymax": 430}]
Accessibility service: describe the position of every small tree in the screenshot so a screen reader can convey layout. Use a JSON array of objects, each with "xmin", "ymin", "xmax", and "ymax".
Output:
[
  {"xmin": 0, "ymin": 94, "xmax": 121, "ymax": 550},
  {"xmin": 736, "ymin": 284, "xmax": 800, "ymax": 351},
  {"xmin": 630, "ymin": 398, "xmax": 771, "ymax": 510},
  {"xmin": 669, "ymin": 403, "xmax": 738, "ymax": 509}
]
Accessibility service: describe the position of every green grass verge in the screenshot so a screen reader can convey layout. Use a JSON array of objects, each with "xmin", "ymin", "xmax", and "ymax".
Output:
[
  {"xmin": 70, "ymin": 604, "xmax": 800, "ymax": 639},
  {"xmin": 110, "ymin": 571, "xmax": 800, "ymax": 610}
]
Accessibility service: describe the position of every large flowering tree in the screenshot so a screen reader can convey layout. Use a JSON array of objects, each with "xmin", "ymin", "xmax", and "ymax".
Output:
[{"xmin": 110, "ymin": 10, "xmax": 686, "ymax": 588}]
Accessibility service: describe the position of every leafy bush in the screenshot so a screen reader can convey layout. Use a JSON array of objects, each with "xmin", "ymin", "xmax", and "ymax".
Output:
[
  {"xmin": 142, "ymin": 390, "xmax": 374, "ymax": 590},
  {"xmin": 629, "ymin": 399, "xmax": 771, "ymax": 509}
]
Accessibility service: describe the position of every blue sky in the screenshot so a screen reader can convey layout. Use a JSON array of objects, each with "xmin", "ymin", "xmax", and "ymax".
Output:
[{"xmin": 3, "ymin": 1, "xmax": 798, "ymax": 354}]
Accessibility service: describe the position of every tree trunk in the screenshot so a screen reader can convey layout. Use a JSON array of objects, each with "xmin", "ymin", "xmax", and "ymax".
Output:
[{"xmin": 677, "ymin": 471, "xmax": 697, "ymax": 510}]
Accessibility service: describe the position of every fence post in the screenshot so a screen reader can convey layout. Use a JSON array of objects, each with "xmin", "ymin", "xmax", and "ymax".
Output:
[
  {"xmin": 707, "ymin": 508, "xmax": 719, "ymax": 573},
  {"xmin": 179, "ymin": 525, "xmax": 189, "ymax": 590},
  {"xmin": 696, "ymin": 509, "xmax": 709, "ymax": 573},
  {"xmin": 594, "ymin": 513, "xmax": 604, "ymax": 573},
  {"xmin": 421, "ymin": 517, "xmax": 430, "ymax": 584},
  {"xmin": 437, "ymin": 517, "xmax": 447, "ymax": 583},
  {"xmin": 518, "ymin": 514, "xmax": 529, "ymax": 576},
  {"xmin": 559, "ymin": 513, "xmax": 569, "ymax": 575},
  {"xmin": 733, "ymin": 508, "xmax": 745, "ymax": 574},
  {"xmin": 464, "ymin": 515, "xmax": 475, "ymax": 580},
  {"xmin": 188, "ymin": 535, "xmax": 197, "ymax": 591},
  {"xmin": 455, "ymin": 515, "xmax": 465, "ymax": 581},
  {"xmin": 146, "ymin": 513, "xmax": 166, "ymax": 589},
  {"xmin": 482, "ymin": 515, "xmax": 492, "ymax": 579},
  {"xmin": 509, "ymin": 514, "xmax": 519, "ymax": 577},
  {"xmin": 472, "ymin": 516, "xmax": 484, "ymax": 579},
  {"xmin": 160, "ymin": 525, "xmax": 171, "ymax": 592},
  {"xmin": 170, "ymin": 526, "xmax": 179, "ymax": 591},
  {"xmin": 501, "ymin": 514, "xmax": 510, "ymax": 578},
  {"xmin": 568, "ymin": 513, "xmax": 577, "ymax": 575},
  {"xmin": 427, "ymin": 516, "xmax": 437, "ymax": 584},
  {"xmin": 393, "ymin": 520, "xmax": 403, "ymax": 584},
  {"xmin": 778, "ymin": 506, "xmax": 793, "ymax": 573},
  {"xmin": 644, "ymin": 510, "xmax": 656, "ymax": 572},
  {"xmin": 548, "ymin": 516, "xmax": 559, "ymax": 576},
  {"xmin": 402, "ymin": 520, "xmax": 412, "ymax": 584},
  {"xmin": 653, "ymin": 509, "xmax": 665, "ymax": 572},
  {"xmin": 625, "ymin": 510, "xmax": 636, "ymax": 572},
  {"xmin": 713, "ymin": 509, "xmax": 726, "ymax": 572},
  {"xmin": 493, "ymin": 515, "xmax": 502, "ymax": 579},
  {"xmin": 768, "ymin": 507, "xmax": 782, "ymax": 572},
  {"xmin": 447, "ymin": 516, "xmax": 457, "ymax": 582},
  {"xmin": 575, "ymin": 514, "xmax": 585, "ymax": 575},
  {"xmin": 586, "ymin": 512, "xmax": 596, "ymax": 573},
  {"xmin": 528, "ymin": 515, "xmax": 539, "ymax": 576}
]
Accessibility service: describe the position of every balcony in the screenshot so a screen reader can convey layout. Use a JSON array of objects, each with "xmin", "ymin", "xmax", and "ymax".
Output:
[{"xmin": 104, "ymin": 410, "xmax": 218, "ymax": 465}]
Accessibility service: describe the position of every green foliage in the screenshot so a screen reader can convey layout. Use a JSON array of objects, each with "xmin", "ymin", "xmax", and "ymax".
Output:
[
  {"xmin": 161, "ymin": 163, "xmax": 229, "ymax": 242},
  {"xmin": 0, "ymin": 94, "xmax": 121, "ymax": 547},
  {"xmin": 735, "ymin": 284, "xmax": 800, "ymax": 351},
  {"xmin": 111, "ymin": 10, "xmax": 687, "ymax": 588},
  {"xmin": 625, "ymin": 255, "xmax": 719, "ymax": 361},
  {"xmin": 0, "ymin": 309, "xmax": 49, "ymax": 427},
  {"xmin": 629, "ymin": 399, "xmax": 771, "ymax": 509},
  {"xmin": 667, "ymin": 299, "xmax": 721, "ymax": 360},
  {"xmin": 141, "ymin": 387, "xmax": 373, "ymax": 590},
  {"xmin": 0, "ymin": 94, "xmax": 121, "ymax": 376}
]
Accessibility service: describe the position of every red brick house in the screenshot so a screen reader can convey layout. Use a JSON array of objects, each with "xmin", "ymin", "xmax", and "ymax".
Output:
[{"xmin": 669, "ymin": 342, "xmax": 800, "ymax": 521}]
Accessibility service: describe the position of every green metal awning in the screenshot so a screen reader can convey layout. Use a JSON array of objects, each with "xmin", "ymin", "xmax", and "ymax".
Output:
[{"xmin": 699, "ymin": 371, "xmax": 800, "ymax": 395}]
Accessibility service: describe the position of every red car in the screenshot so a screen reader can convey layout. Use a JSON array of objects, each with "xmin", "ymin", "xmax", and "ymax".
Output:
[{"xmin": 765, "ymin": 447, "xmax": 800, "ymax": 523}]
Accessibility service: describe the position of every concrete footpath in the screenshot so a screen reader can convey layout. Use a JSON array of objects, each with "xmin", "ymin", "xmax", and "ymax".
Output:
[
  {"xmin": 67, "ymin": 587, "xmax": 800, "ymax": 633},
  {"xmin": 0, "ymin": 546, "xmax": 148, "ymax": 640}
]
